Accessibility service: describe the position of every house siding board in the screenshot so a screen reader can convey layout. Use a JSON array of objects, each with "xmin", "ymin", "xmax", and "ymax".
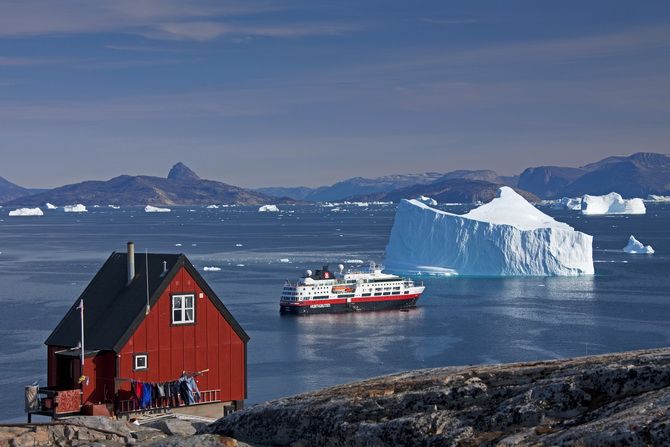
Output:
[{"xmin": 117, "ymin": 266, "xmax": 245, "ymax": 403}]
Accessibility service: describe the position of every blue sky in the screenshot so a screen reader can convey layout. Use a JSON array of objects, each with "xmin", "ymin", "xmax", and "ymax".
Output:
[{"xmin": 1, "ymin": 0, "xmax": 669, "ymax": 188}]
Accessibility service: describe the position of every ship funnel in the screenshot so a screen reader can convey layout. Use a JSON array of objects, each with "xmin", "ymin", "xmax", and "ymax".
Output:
[{"xmin": 127, "ymin": 241, "xmax": 135, "ymax": 285}]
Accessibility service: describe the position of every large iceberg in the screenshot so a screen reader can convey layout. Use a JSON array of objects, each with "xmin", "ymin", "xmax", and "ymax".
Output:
[
  {"xmin": 9, "ymin": 207, "xmax": 44, "ymax": 217},
  {"xmin": 622, "ymin": 235, "xmax": 654, "ymax": 254},
  {"xmin": 64, "ymin": 204, "xmax": 87, "ymax": 213},
  {"xmin": 581, "ymin": 193, "xmax": 645, "ymax": 215},
  {"xmin": 384, "ymin": 187, "xmax": 594, "ymax": 276}
]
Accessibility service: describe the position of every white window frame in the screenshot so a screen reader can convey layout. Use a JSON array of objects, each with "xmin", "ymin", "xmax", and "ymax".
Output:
[
  {"xmin": 134, "ymin": 354, "xmax": 148, "ymax": 370},
  {"xmin": 172, "ymin": 293, "xmax": 195, "ymax": 324}
]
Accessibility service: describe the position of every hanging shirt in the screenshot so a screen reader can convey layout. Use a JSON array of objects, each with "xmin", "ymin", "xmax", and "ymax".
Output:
[{"xmin": 187, "ymin": 377, "xmax": 202, "ymax": 403}]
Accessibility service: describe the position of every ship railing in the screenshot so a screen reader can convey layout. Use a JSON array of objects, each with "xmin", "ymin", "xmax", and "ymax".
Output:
[{"xmin": 117, "ymin": 388, "xmax": 221, "ymax": 415}]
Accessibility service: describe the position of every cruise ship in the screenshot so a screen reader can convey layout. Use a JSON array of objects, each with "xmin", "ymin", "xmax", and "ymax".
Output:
[{"xmin": 280, "ymin": 263, "xmax": 425, "ymax": 314}]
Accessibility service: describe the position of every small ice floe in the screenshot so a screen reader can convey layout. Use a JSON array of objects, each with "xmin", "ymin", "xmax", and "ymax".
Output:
[
  {"xmin": 279, "ymin": 258, "xmax": 291, "ymax": 263},
  {"xmin": 9, "ymin": 207, "xmax": 43, "ymax": 217},
  {"xmin": 206, "ymin": 205, "xmax": 220, "ymax": 209},
  {"xmin": 145, "ymin": 205, "xmax": 171, "ymax": 213},
  {"xmin": 259, "ymin": 204, "xmax": 279, "ymax": 212},
  {"xmin": 622, "ymin": 235, "xmax": 654, "ymax": 254},
  {"xmin": 345, "ymin": 259, "xmax": 364, "ymax": 264},
  {"xmin": 108, "ymin": 205, "xmax": 120, "ymax": 209},
  {"xmin": 203, "ymin": 266, "xmax": 222, "ymax": 272},
  {"xmin": 354, "ymin": 202, "xmax": 369, "ymax": 207},
  {"xmin": 45, "ymin": 203, "xmax": 57, "ymax": 210},
  {"xmin": 330, "ymin": 208, "xmax": 342, "ymax": 212},
  {"xmin": 92, "ymin": 205, "xmax": 100, "ymax": 208},
  {"xmin": 418, "ymin": 195, "xmax": 438, "ymax": 206},
  {"xmin": 191, "ymin": 243, "xmax": 197, "ymax": 246},
  {"xmin": 235, "ymin": 243, "xmax": 243, "ymax": 247},
  {"xmin": 236, "ymin": 264, "xmax": 245, "ymax": 267},
  {"xmin": 175, "ymin": 243, "xmax": 182, "ymax": 247},
  {"xmin": 64, "ymin": 204, "xmax": 87, "ymax": 213},
  {"xmin": 646, "ymin": 195, "xmax": 670, "ymax": 203}
]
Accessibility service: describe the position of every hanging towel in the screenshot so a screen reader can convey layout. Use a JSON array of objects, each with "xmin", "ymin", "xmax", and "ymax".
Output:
[
  {"xmin": 141, "ymin": 382, "xmax": 153, "ymax": 409},
  {"xmin": 156, "ymin": 383, "xmax": 165, "ymax": 398},
  {"xmin": 133, "ymin": 381, "xmax": 143, "ymax": 402}
]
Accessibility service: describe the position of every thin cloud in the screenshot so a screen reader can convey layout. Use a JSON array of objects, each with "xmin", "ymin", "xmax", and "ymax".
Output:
[
  {"xmin": 0, "ymin": 1, "xmax": 359, "ymax": 42},
  {"xmin": 419, "ymin": 18, "xmax": 484, "ymax": 25}
]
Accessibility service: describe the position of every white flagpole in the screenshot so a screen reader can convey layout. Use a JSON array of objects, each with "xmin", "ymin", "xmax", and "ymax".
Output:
[
  {"xmin": 145, "ymin": 249, "xmax": 150, "ymax": 315},
  {"xmin": 79, "ymin": 299, "xmax": 84, "ymax": 369}
]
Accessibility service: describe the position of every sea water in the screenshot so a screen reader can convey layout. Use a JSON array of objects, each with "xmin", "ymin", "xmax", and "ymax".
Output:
[{"xmin": 0, "ymin": 203, "xmax": 669, "ymax": 421}]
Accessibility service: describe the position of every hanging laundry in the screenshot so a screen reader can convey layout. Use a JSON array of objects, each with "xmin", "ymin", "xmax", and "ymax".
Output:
[
  {"xmin": 186, "ymin": 376, "xmax": 202, "ymax": 403},
  {"xmin": 141, "ymin": 382, "xmax": 153, "ymax": 409}
]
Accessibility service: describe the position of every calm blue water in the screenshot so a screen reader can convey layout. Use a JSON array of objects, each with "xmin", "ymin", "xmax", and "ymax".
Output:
[{"xmin": 0, "ymin": 203, "xmax": 669, "ymax": 421}]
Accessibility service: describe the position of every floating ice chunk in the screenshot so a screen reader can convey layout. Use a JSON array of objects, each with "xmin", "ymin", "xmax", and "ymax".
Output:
[
  {"xmin": 236, "ymin": 264, "xmax": 245, "ymax": 267},
  {"xmin": 9, "ymin": 207, "xmax": 43, "ymax": 216},
  {"xmin": 418, "ymin": 195, "xmax": 438, "ymax": 206},
  {"xmin": 345, "ymin": 259, "xmax": 365, "ymax": 264},
  {"xmin": 175, "ymin": 243, "xmax": 182, "ymax": 247},
  {"xmin": 372, "ymin": 201, "xmax": 393, "ymax": 205},
  {"xmin": 258, "ymin": 204, "xmax": 279, "ymax": 212},
  {"xmin": 206, "ymin": 205, "xmax": 220, "ymax": 209},
  {"xmin": 45, "ymin": 203, "xmax": 57, "ymax": 210},
  {"xmin": 646, "ymin": 194, "xmax": 670, "ymax": 203},
  {"xmin": 279, "ymin": 258, "xmax": 291, "ymax": 263},
  {"xmin": 385, "ymin": 187, "xmax": 594, "ymax": 276},
  {"xmin": 581, "ymin": 192, "xmax": 645, "ymax": 215},
  {"xmin": 354, "ymin": 202, "xmax": 369, "ymax": 207},
  {"xmin": 64, "ymin": 204, "xmax": 87, "ymax": 213},
  {"xmin": 235, "ymin": 243, "xmax": 243, "ymax": 247},
  {"xmin": 108, "ymin": 205, "xmax": 120, "ymax": 209},
  {"xmin": 551, "ymin": 197, "xmax": 582, "ymax": 210},
  {"xmin": 203, "ymin": 266, "xmax": 222, "ymax": 271},
  {"xmin": 144, "ymin": 205, "xmax": 171, "ymax": 213},
  {"xmin": 622, "ymin": 235, "xmax": 654, "ymax": 254}
]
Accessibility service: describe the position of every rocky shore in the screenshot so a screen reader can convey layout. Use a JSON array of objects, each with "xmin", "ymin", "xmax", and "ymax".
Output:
[
  {"xmin": 3, "ymin": 347, "xmax": 670, "ymax": 446},
  {"xmin": 206, "ymin": 347, "xmax": 670, "ymax": 446}
]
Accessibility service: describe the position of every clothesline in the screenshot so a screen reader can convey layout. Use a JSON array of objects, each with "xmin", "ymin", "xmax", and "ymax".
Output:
[{"xmin": 114, "ymin": 368, "xmax": 209, "ymax": 383}]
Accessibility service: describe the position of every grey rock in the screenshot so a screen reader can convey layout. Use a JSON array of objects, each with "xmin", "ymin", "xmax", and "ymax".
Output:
[
  {"xmin": 146, "ymin": 418, "xmax": 197, "ymax": 437},
  {"xmin": 203, "ymin": 347, "xmax": 670, "ymax": 446}
]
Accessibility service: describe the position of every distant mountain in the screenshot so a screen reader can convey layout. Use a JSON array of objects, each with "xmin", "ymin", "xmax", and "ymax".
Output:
[
  {"xmin": 517, "ymin": 167, "xmax": 586, "ymax": 199},
  {"xmin": 4, "ymin": 163, "xmax": 292, "ymax": 206},
  {"xmin": 0, "ymin": 176, "xmax": 45, "ymax": 203},
  {"xmin": 435, "ymin": 169, "xmax": 516, "ymax": 185},
  {"xmin": 254, "ymin": 186, "xmax": 315, "ymax": 201},
  {"xmin": 519, "ymin": 152, "xmax": 670, "ymax": 199},
  {"xmin": 167, "ymin": 162, "xmax": 200, "ymax": 181},
  {"xmin": 256, "ymin": 172, "xmax": 504, "ymax": 202},
  {"xmin": 353, "ymin": 178, "xmax": 538, "ymax": 204}
]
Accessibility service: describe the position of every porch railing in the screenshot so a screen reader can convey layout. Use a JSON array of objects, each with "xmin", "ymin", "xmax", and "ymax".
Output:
[{"xmin": 117, "ymin": 389, "xmax": 220, "ymax": 414}]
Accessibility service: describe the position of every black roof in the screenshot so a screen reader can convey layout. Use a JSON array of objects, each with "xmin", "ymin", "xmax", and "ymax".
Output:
[{"xmin": 45, "ymin": 251, "xmax": 249, "ymax": 352}]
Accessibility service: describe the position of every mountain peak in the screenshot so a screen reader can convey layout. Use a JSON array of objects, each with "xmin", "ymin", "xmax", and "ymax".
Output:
[{"xmin": 167, "ymin": 162, "xmax": 200, "ymax": 181}]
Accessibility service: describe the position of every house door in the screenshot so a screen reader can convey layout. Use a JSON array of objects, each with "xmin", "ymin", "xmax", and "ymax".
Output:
[{"xmin": 55, "ymin": 356, "xmax": 78, "ymax": 389}]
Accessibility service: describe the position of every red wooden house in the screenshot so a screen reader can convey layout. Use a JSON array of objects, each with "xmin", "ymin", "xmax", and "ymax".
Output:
[{"xmin": 33, "ymin": 242, "xmax": 248, "ymax": 419}]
